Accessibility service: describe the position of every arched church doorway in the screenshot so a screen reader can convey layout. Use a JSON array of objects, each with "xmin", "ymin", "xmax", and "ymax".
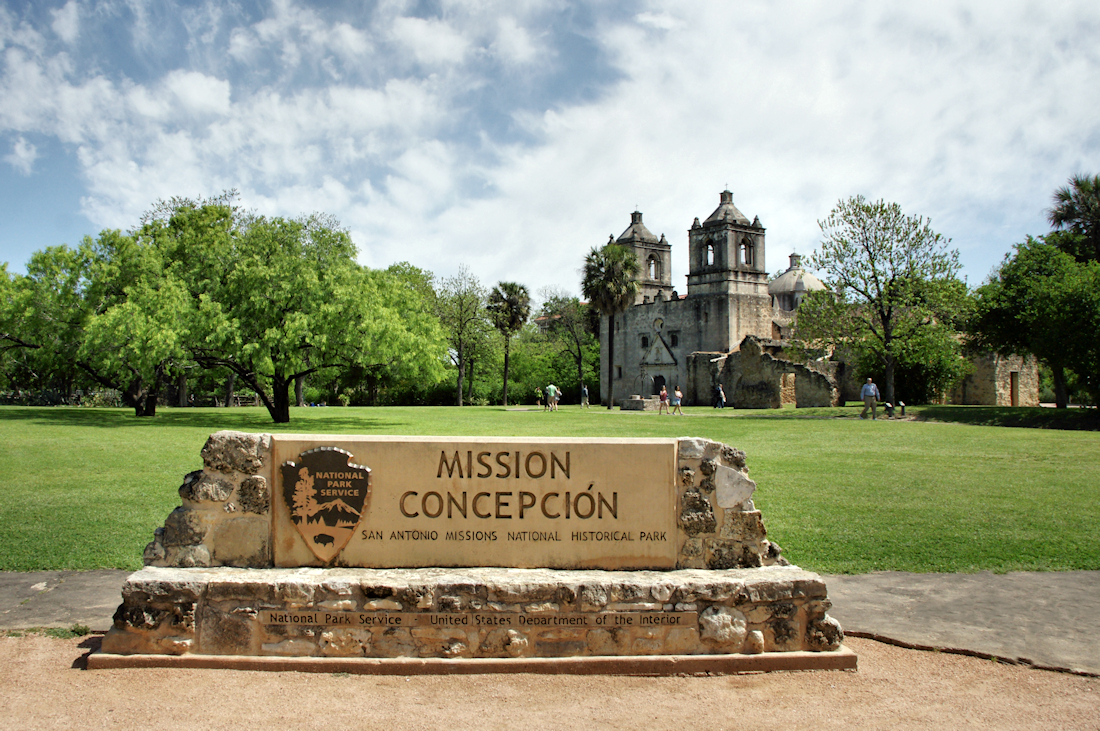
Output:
[{"xmin": 653, "ymin": 375, "xmax": 666, "ymax": 395}]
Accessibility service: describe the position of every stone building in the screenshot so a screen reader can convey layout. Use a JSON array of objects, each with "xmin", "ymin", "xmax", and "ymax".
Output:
[
  {"xmin": 597, "ymin": 190, "xmax": 1038, "ymax": 408},
  {"xmin": 949, "ymin": 352, "xmax": 1040, "ymax": 407},
  {"xmin": 600, "ymin": 190, "xmax": 788, "ymax": 405}
]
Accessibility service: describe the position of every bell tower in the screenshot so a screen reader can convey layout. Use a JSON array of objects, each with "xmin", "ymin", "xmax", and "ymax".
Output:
[
  {"xmin": 615, "ymin": 210, "xmax": 673, "ymax": 303},
  {"xmin": 684, "ymin": 190, "xmax": 771, "ymax": 351}
]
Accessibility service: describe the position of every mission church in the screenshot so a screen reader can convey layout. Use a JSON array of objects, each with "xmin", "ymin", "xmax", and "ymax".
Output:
[{"xmin": 598, "ymin": 190, "xmax": 1037, "ymax": 409}]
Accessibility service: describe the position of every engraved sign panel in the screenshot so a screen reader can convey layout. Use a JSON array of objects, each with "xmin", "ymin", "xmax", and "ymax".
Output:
[
  {"xmin": 270, "ymin": 436, "xmax": 678, "ymax": 570},
  {"xmin": 258, "ymin": 610, "xmax": 699, "ymax": 629},
  {"xmin": 279, "ymin": 447, "xmax": 371, "ymax": 563}
]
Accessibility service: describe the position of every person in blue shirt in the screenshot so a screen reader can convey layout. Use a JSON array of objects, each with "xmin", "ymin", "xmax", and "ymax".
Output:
[{"xmin": 860, "ymin": 378, "xmax": 881, "ymax": 419}]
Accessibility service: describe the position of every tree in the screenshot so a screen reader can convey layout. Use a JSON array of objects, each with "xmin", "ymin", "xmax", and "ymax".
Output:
[
  {"xmin": 971, "ymin": 236, "xmax": 1100, "ymax": 407},
  {"xmin": 135, "ymin": 200, "xmax": 444, "ymax": 423},
  {"xmin": 1048, "ymin": 173, "xmax": 1100, "ymax": 263},
  {"xmin": 538, "ymin": 288, "xmax": 597, "ymax": 403},
  {"xmin": 582, "ymin": 243, "xmax": 639, "ymax": 409},
  {"xmin": 792, "ymin": 196, "xmax": 969, "ymax": 405},
  {"xmin": 486, "ymin": 282, "xmax": 531, "ymax": 406},
  {"xmin": 436, "ymin": 266, "xmax": 487, "ymax": 406},
  {"xmin": 0, "ymin": 233, "xmax": 188, "ymax": 415}
]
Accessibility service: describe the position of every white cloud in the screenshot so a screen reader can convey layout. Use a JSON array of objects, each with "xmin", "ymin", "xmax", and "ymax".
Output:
[
  {"xmin": 163, "ymin": 70, "xmax": 231, "ymax": 117},
  {"xmin": 2, "ymin": 0, "xmax": 1099, "ymax": 296},
  {"xmin": 634, "ymin": 11, "xmax": 677, "ymax": 31},
  {"xmin": 491, "ymin": 16, "xmax": 537, "ymax": 65},
  {"xmin": 4, "ymin": 136, "xmax": 38, "ymax": 175},
  {"xmin": 390, "ymin": 16, "xmax": 469, "ymax": 66},
  {"xmin": 50, "ymin": 1, "xmax": 81, "ymax": 44}
]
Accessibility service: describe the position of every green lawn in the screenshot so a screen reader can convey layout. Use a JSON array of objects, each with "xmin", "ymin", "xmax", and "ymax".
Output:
[{"xmin": 1, "ymin": 404, "xmax": 1097, "ymax": 574}]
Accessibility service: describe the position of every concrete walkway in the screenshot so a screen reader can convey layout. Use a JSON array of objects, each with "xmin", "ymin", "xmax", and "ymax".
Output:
[{"xmin": 1, "ymin": 569, "xmax": 1096, "ymax": 676}]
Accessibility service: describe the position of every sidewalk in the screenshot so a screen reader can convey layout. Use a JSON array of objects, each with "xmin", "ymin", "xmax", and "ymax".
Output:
[{"xmin": 1, "ymin": 569, "xmax": 1096, "ymax": 675}]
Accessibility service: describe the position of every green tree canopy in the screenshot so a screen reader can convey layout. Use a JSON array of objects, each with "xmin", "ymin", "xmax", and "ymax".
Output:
[
  {"xmin": 487, "ymin": 281, "xmax": 531, "ymax": 406},
  {"xmin": 581, "ymin": 243, "xmax": 639, "ymax": 409},
  {"xmin": 178, "ymin": 211, "xmax": 443, "ymax": 422},
  {"xmin": 537, "ymin": 288, "xmax": 597, "ymax": 403},
  {"xmin": 436, "ymin": 265, "xmax": 487, "ymax": 406},
  {"xmin": 792, "ymin": 196, "xmax": 970, "ymax": 405}
]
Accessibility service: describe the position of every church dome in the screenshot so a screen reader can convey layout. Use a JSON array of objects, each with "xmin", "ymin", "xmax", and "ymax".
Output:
[{"xmin": 769, "ymin": 253, "xmax": 826, "ymax": 311}]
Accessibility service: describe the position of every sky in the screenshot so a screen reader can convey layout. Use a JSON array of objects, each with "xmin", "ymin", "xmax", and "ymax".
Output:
[{"xmin": 1, "ymin": 0, "xmax": 1098, "ymax": 300}]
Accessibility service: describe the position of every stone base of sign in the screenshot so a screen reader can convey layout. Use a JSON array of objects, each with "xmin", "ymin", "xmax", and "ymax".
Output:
[
  {"xmin": 99, "ymin": 565, "xmax": 846, "ymax": 662},
  {"xmin": 89, "ymin": 645, "xmax": 857, "ymax": 675}
]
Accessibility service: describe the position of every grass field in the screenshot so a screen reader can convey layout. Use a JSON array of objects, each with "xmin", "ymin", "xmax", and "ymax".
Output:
[{"xmin": 1, "ymin": 404, "xmax": 1097, "ymax": 574}]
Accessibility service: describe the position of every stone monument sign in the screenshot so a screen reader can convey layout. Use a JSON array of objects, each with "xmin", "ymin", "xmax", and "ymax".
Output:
[{"xmin": 94, "ymin": 431, "xmax": 852, "ymax": 673}]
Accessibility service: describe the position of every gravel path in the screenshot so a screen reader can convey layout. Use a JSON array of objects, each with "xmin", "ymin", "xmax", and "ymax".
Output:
[{"xmin": 1, "ymin": 635, "xmax": 1096, "ymax": 730}]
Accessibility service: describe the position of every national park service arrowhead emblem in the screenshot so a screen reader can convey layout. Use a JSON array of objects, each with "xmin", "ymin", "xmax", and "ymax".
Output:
[{"xmin": 281, "ymin": 447, "xmax": 371, "ymax": 564}]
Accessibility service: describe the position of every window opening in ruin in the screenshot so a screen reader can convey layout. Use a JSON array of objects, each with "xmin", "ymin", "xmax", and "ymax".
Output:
[
  {"xmin": 740, "ymin": 240, "xmax": 753, "ymax": 266},
  {"xmin": 671, "ymin": 332, "xmax": 679, "ymax": 347},
  {"xmin": 648, "ymin": 256, "xmax": 659, "ymax": 280},
  {"xmin": 706, "ymin": 243, "xmax": 715, "ymax": 266},
  {"xmin": 616, "ymin": 366, "xmax": 622, "ymax": 378},
  {"xmin": 641, "ymin": 336, "xmax": 649, "ymax": 349}
]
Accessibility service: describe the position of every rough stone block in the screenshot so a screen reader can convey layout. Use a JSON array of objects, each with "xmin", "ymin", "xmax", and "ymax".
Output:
[
  {"xmin": 237, "ymin": 475, "xmax": 270, "ymax": 514},
  {"xmin": 210, "ymin": 516, "xmax": 271, "ymax": 568},
  {"xmin": 201, "ymin": 431, "xmax": 271, "ymax": 475}
]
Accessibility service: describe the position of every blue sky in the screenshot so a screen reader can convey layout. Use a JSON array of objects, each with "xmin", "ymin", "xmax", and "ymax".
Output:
[{"xmin": 2, "ymin": 0, "xmax": 1099, "ymax": 299}]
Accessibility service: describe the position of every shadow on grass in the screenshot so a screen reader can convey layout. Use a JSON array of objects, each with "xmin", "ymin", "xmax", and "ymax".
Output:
[
  {"xmin": 0, "ymin": 407, "xmax": 408, "ymax": 432},
  {"xmin": 917, "ymin": 405, "xmax": 1100, "ymax": 430}
]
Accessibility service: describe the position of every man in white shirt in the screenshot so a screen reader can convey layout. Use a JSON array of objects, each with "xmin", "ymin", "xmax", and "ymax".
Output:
[{"xmin": 860, "ymin": 378, "xmax": 881, "ymax": 420}]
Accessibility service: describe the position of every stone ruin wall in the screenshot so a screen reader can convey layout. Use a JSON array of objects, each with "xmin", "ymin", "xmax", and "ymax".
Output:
[{"xmin": 715, "ymin": 337, "xmax": 839, "ymax": 409}]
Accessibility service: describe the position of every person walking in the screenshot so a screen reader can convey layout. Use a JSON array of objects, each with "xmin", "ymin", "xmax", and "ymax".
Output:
[
  {"xmin": 671, "ymin": 387, "xmax": 684, "ymax": 415},
  {"xmin": 535, "ymin": 386, "xmax": 543, "ymax": 410},
  {"xmin": 860, "ymin": 377, "xmax": 881, "ymax": 419},
  {"xmin": 581, "ymin": 384, "xmax": 589, "ymax": 408},
  {"xmin": 716, "ymin": 384, "xmax": 726, "ymax": 409},
  {"xmin": 547, "ymin": 383, "xmax": 558, "ymax": 411},
  {"xmin": 658, "ymin": 385, "xmax": 669, "ymax": 415}
]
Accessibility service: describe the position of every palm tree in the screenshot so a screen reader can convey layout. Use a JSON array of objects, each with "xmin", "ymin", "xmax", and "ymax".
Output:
[
  {"xmin": 1048, "ymin": 173, "xmax": 1100, "ymax": 262},
  {"xmin": 487, "ymin": 281, "xmax": 531, "ymax": 406},
  {"xmin": 582, "ymin": 243, "xmax": 639, "ymax": 409}
]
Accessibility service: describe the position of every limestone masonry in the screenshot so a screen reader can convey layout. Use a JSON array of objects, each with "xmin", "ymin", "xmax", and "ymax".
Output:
[{"xmin": 101, "ymin": 430, "xmax": 848, "ymax": 666}]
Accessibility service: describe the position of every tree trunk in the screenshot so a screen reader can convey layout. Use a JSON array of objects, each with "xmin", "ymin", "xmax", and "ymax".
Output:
[
  {"xmin": 1052, "ymin": 363, "xmax": 1069, "ymax": 409},
  {"xmin": 606, "ymin": 313, "xmax": 615, "ymax": 409},
  {"xmin": 365, "ymin": 372, "xmax": 379, "ymax": 406},
  {"xmin": 502, "ymin": 338, "xmax": 510, "ymax": 406},
  {"xmin": 177, "ymin": 372, "xmax": 188, "ymax": 407},
  {"xmin": 883, "ymin": 355, "xmax": 896, "ymax": 406},
  {"xmin": 122, "ymin": 376, "xmax": 147, "ymax": 417},
  {"xmin": 576, "ymin": 347, "xmax": 585, "ymax": 406},
  {"xmin": 268, "ymin": 375, "xmax": 292, "ymax": 423},
  {"xmin": 295, "ymin": 374, "xmax": 306, "ymax": 407},
  {"xmin": 223, "ymin": 372, "xmax": 236, "ymax": 407},
  {"xmin": 455, "ymin": 341, "xmax": 465, "ymax": 407},
  {"xmin": 467, "ymin": 356, "xmax": 475, "ymax": 403}
]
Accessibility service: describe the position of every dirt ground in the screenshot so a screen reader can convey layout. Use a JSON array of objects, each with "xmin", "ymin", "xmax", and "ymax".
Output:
[{"xmin": 0, "ymin": 635, "xmax": 1096, "ymax": 730}]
